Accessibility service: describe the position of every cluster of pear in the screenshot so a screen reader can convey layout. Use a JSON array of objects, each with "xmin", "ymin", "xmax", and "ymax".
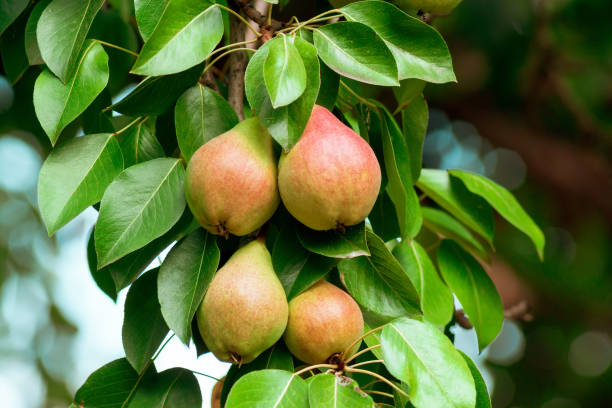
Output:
[{"xmin": 185, "ymin": 105, "xmax": 381, "ymax": 365}]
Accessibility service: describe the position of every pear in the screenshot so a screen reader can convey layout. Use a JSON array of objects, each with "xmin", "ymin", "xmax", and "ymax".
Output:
[
  {"xmin": 278, "ymin": 105, "xmax": 381, "ymax": 231},
  {"xmin": 394, "ymin": 0, "xmax": 462, "ymax": 15},
  {"xmin": 185, "ymin": 117, "xmax": 279, "ymax": 237},
  {"xmin": 284, "ymin": 280, "xmax": 364, "ymax": 364},
  {"xmin": 197, "ymin": 239, "xmax": 288, "ymax": 364}
]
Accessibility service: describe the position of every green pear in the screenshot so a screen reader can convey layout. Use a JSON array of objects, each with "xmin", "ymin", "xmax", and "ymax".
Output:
[
  {"xmin": 394, "ymin": 0, "xmax": 462, "ymax": 15},
  {"xmin": 284, "ymin": 280, "xmax": 364, "ymax": 364},
  {"xmin": 278, "ymin": 105, "xmax": 381, "ymax": 231},
  {"xmin": 197, "ymin": 239, "xmax": 288, "ymax": 364},
  {"xmin": 185, "ymin": 117, "xmax": 279, "ymax": 237}
]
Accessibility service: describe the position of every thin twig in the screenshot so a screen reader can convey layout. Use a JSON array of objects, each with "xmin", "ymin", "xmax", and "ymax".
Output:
[
  {"xmin": 364, "ymin": 390, "xmax": 394, "ymax": 398},
  {"xmin": 344, "ymin": 345, "xmax": 382, "ymax": 365},
  {"xmin": 235, "ymin": 0, "xmax": 283, "ymax": 31},
  {"xmin": 361, "ymin": 379, "xmax": 384, "ymax": 390},
  {"xmin": 152, "ymin": 333, "xmax": 175, "ymax": 360},
  {"xmin": 192, "ymin": 370, "xmax": 222, "ymax": 382},
  {"xmin": 96, "ymin": 40, "xmax": 138, "ymax": 57},
  {"xmin": 293, "ymin": 364, "xmax": 338, "ymax": 377},
  {"xmin": 201, "ymin": 48, "xmax": 255, "ymax": 78},
  {"xmin": 214, "ymin": 3, "xmax": 261, "ymax": 37},
  {"xmin": 113, "ymin": 116, "xmax": 145, "ymax": 135},
  {"xmin": 348, "ymin": 359, "xmax": 384, "ymax": 369},
  {"xmin": 340, "ymin": 80, "xmax": 379, "ymax": 109},
  {"xmin": 341, "ymin": 326, "xmax": 384, "ymax": 358},
  {"xmin": 344, "ymin": 367, "xmax": 409, "ymax": 398}
]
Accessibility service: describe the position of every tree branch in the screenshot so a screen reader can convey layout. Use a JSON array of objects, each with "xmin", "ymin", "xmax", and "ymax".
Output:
[
  {"xmin": 235, "ymin": 0, "xmax": 283, "ymax": 31},
  {"xmin": 227, "ymin": 12, "xmax": 248, "ymax": 120}
]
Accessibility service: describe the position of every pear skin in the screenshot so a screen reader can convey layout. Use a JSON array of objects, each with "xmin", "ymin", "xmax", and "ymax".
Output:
[
  {"xmin": 278, "ymin": 105, "xmax": 381, "ymax": 231},
  {"xmin": 284, "ymin": 280, "xmax": 364, "ymax": 364},
  {"xmin": 185, "ymin": 117, "xmax": 279, "ymax": 237},
  {"xmin": 197, "ymin": 239, "xmax": 288, "ymax": 364}
]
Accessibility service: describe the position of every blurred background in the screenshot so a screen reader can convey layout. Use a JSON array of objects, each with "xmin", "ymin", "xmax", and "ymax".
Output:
[{"xmin": 0, "ymin": 0, "xmax": 610, "ymax": 407}]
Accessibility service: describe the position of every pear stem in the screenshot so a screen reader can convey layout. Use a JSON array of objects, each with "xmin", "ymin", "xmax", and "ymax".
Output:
[
  {"xmin": 347, "ymin": 359, "xmax": 384, "ymax": 369},
  {"xmin": 343, "ymin": 344, "xmax": 382, "ymax": 365},
  {"xmin": 341, "ymin": 326, "xmax": 384, "ymax": 359},
  {"xmin": 344, "ymin": 367, "xmax": 409, "ymax": 398}
]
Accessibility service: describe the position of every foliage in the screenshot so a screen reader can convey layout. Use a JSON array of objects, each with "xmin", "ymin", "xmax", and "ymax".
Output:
[{"xmin": 0, "ymin": 0, "xmax": 547, "ymax": 407}]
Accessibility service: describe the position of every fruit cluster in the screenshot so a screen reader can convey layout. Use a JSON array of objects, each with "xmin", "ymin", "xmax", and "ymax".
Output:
[{"xmin": 186, "ymin": 105, "xmax": 381, "ymax": 365}]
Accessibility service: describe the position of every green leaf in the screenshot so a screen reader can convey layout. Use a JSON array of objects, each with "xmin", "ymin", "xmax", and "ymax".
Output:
[
  {"xmin": 95, "ymin": 158, "xmax": 186, "ymax": 268},
  {"xmin": 313, "ymin": 22, "xmax": 399, "ymax": 86},
  {"xmin": 0, "ymin": 0, "xmax": 29, "ymax": 36},
  {"xmin": 272, "ymin": 223, "xmax": 337, "ymax": 299},
  {"xmin": 401, "ymin": 94, "xmax": 428, "ymax": 183},
  {"xmin": 245, "ymin": 36, "xmax": 320, "ymax": 151},
  {"xmin": 315, "ymin": 61, "xmax": 340, "ymax": 110},
  {"xmin": 381, "ymin": 318, "xmax": 476, "ymax": 408},
  {"xmin": 221, "ymin": 343, "xmax": 294, "ymax": 406},
  {"xmin": 37, "ymin": 0, "xmax": 105, "ymax": 82},
  {"xmin": 131, "ymin": 1, "xmax": 222, "ymax": 76},
  {"xmin": 82, "ymin": 89, "xmax": 115, "ymax": 134},
  {"xmin": 448, "ymin": 169, "xmax": 545, "ymax": 259},
  {"xmin": 458, "ymin": 351, "xmax": 491, "ymax": 408},
  {"xmin": 437, "ymin": 240, "xmax": 503, "ymax": 350},
  {"xmin": 0, "ymin": 12, "xmax": 29, "ymax": 84},
  {"xmin": 117, "ymin": 117, "xmax": 165, "ymax": 167},
  {"xmin": 111, "ymin": 63, "xmax": 203, "ymax": 116},
  {"xmin": 87, "ymin": 227, "xmax": 118, "ymax": 301},
  {"xmin": 158, "ymin": 229, "xmax": 220, "ymax": 344},
  {"xmin": 394, "ymin": 79, "xmax": 426, "ymax": 111},
  {"xmin": 107, "ymin": 0, "xmax": 133, "ymax": 23},
  {"xmin": 308, "ymin": 374, "xmax": 374, "ymax": 408},
  {"xmin": 225, "ymin": 369, "xmax": 308, "ymax": 408},
  {"xmin": 297, "ymin": 222, "xmax": 370, "ymax": 258},
  {"xmin": 422, "ymin": 207, "xmax": 488, "ymax": 260},
  {"xmin": 72, "ymin": 358, "xmax": 155, "ymax": 408},
  {"xmin": 25, "ymin": 0, "xmax": 52, "ymax": 66},
  {"xmin": 175, "ymin": 84, "xmax": 238, "ymax": 163},
  {"xmin": 393, "ymin": 240, "xmax": 453, "ymax": 327},
  {"xmin": 33, "ymin": 41, "xmax": 109, "ymax": 144},
  {"xmin": 128, "ymin": 367, "xmax": 202, "ymax": 408},
  {"xmin": 377, "ymin": 105, "xmax": 422, "ymax": 238},
  {"xmin": 338, "ymin": 231, "xmax": 420, "ymax": 322},
  {"xmin": 134, "ymin": 0, "xmax": 169, "ymax": 41},
  {"xmin": 38, "ymin": 133, "xmax": 123, "ymax": 234},
  {"xmin": 122, "ymin": 268, "xmax": 169, "ymax": 373},
  {"xmin": 341, "ymin": 1, "xmax": 455, "ymax": 83},
  {"xmin": 416, "ymin": 169, "xmax": 495, "ymax": 245},
  {"xmin": 105, "ymin": 209, "xmax": 198, "ymax": 292},
  {"xmin": 263, "ymin": 35, "xmax": 307, "ymax": 108},
  {"xmin": 369, "ymin": 192, "xmax": 401, "ymax": 242}
]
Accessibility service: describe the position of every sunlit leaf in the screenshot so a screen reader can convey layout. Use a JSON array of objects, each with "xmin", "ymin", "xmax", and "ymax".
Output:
[
  {"xmin": 264, "ymin": 35, "xmax": 307, "ymax": 108},
  {"xmin": 37, "ymin": 0, "xmax": 105, "ymax": 81},
  {"xmin": 95, "ymin": 158, "xmax": 186, "ymax": 268},
  {"xmin": 297, "ymin": 222, "xmax": 369, "ymax": 259},
  {"xmin": 225, "ymin": 369, "xmax": 308, "ymax": 408},
  {"xmin": 381, "ymin": 318, "xmax": 476, "ymax": 408},
  {"xmin": 38, "ymin": 133, "xmax": 123, "ymax": 234}
]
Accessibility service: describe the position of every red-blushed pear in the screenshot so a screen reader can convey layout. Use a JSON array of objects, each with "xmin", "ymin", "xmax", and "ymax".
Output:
[
  {"xmin": 284, "ymin": 280, "xmax": 364, "ymax": 364},
  {"xmin": 197, "ymin": 238, "xmax": 288, "ymax": 365},
  {"xmin": 185, "ymin": 117, "xmax": 279, "ymax": 237},
  {"xmin": 278, "ymin": 105, "xmax": 381, "ymax": 231}
]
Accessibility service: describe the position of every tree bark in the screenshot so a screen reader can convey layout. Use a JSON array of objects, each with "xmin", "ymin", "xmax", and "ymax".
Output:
[{"xmin": 227, "ymin": 13, "xmax": 248, "ymax": 120}]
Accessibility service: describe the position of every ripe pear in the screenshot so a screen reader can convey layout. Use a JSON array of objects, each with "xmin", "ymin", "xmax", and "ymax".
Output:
[
  {"xmin": 185, "ymin": 117, "xmax": 279, "ymax": 237},
  {"xmin": 394, "ymin": 0, "xmax": 462, "ymax": 15},
  {"xmin": 278, "ymin": 105, "xmax": 381, "ymax": 231},
  {"xmin": 197, "ymin": 239, "xmax": 288, "ymax": 364},
  {"xmin": 284, "ymin": 280, "xmax": 364, "ymax": 364}
]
